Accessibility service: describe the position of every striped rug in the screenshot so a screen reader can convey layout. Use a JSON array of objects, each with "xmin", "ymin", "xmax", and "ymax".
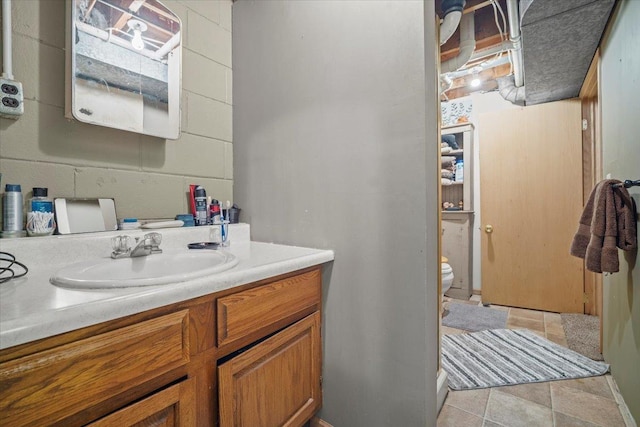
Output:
[{"xmin": 442, "ymin": 329, "xmax": 609, "ymax": 390}]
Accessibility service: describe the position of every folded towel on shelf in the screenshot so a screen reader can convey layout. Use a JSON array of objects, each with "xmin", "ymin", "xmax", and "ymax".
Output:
[
  {"xmin": 441, "ymin": 178, "xmax": 453, "ymax": 186},
  {"xmin": 441, "ymin": 134, "xmax": 459, "ymax": 149},
  {"xmin": 441, "ymin": 156, "xmax": 456, "ymax": 166},
  {"xmin": 441, "ymin": 147, "xmax": 452, "ymax": 154},
  {"xmin": 442, "ymin": 169, "xmax": 454, "ymax": 179},
  {"xmin": 570, "ymin": 179, "xmax": 638, "ymax": 273}
]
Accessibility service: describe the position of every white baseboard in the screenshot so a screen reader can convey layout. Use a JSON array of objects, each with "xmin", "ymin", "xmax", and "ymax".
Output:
[{"xmin": 437, "ymin": 369, "xmax": 449, "ymax": 414}]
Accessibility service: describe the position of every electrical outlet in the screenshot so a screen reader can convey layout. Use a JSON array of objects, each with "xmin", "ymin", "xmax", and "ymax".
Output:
[{"xmin": 0, "ymin": 78, "xmax": 24, "ymax": 119}]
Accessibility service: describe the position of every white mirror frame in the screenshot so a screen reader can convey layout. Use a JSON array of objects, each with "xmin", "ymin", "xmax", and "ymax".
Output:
[{"xmin": 65, "ymin": 0, "xmax": 182, "ymax": 140}]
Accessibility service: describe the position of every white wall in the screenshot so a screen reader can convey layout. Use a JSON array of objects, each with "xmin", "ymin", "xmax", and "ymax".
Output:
[
  {"xmin": 600, "ymin": 0, "xmax": 640, "ymax": 421},
  {"xmin": 0, "ymin": 0, "xmax": 233, "ymax": 221},
  {"xmin": 232, "ymin": 1, "xmax": 440, "ymax": 425}
]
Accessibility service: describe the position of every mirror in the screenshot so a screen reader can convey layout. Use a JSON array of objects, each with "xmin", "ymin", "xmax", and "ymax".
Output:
[{"xmin": 69, "ymin": 0, "xmax": 182, "ymax": 139}]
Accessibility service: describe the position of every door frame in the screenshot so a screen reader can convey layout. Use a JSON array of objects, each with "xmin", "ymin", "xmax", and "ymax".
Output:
[{"xmin": 579, "ymin": 49, "xmax": 603, "ymax": 351}]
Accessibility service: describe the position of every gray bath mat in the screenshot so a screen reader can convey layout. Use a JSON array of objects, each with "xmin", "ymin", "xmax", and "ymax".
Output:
[
  {"xmin": 442, "ymin": 302, "xmax": 507, "ymax": 332},
  {"xmin": 442, "ymin": 329, "xmax": 609, "ymax": 390},
  {"xmin": 561, "ymin": 313, "xmax": 603, "ymax": 361}
]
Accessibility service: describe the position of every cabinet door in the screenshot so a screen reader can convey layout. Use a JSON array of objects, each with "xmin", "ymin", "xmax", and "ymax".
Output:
[
  {"xmin": 218, "ymin": 312, "xmax": 322, "ymax": 427},
  {"xmin": 442, "ymin": 213, "xmax": 472, "ymax": 299},
  {"xmin": 87, "ymin": 378, "xmax": 195, "ymax": 427}
]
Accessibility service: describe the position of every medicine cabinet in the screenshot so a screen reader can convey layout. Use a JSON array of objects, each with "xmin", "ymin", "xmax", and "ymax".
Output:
[{"xmin": 66, "ymin": 0, "xmax": 182, "ymax": 139}]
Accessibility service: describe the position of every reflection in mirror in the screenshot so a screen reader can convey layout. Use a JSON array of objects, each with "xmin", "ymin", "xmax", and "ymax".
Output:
[{"xmin": 70, "ymin": 0, "xmax": 181, "ymax": 139}]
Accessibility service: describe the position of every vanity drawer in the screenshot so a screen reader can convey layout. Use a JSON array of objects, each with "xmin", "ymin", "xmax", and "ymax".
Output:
[
  {"xmin": 0, "ymin": 310, "xmax": 190, "ymax": 426},
  {"xmin": 217, "ymin": 268, "xmax": 321, "ymax": 347}
]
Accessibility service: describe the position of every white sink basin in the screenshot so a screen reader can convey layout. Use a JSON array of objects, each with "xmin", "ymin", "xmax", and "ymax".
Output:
[{"xmin": 50, "ymin": 249, "xmax": 238, "ymax": 289}]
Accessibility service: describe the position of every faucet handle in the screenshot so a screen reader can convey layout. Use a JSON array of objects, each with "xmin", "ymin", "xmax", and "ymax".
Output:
[
  {"xmin": 145, "ymin": 232, "xmax": 162, "ymax": 245},
  {"xmin": 111, "ymin": 235, "xmax": 131, "ymax": 253},
  {"xmin": 145, "ymin": 232, "xmax": 163, "ymax": 253}
]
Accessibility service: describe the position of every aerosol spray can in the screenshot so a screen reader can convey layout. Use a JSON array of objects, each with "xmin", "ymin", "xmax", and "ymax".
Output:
[
  {"xmin": 194, "ymin": 186, "xmax": 208, "ymax": 226},
  {"xmin": 3, "ymin": 184, "xmax": 23, "ymax": 232}
]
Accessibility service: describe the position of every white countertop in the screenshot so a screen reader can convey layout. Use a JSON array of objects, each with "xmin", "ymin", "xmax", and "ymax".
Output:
[{"xmin": 0, "ymin": 224, "xmax": 334, "ymax": 350}]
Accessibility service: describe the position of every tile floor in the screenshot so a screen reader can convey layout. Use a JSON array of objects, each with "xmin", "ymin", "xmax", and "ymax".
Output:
[{"xmin": 438, "ymin": 295, "xmax": 636, "ymax": 427}]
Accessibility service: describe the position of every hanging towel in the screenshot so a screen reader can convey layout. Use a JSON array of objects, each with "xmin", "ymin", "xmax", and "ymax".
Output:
[{"xmin": 570, "ymin": 179, "xmax": 637, "ymax": 273}]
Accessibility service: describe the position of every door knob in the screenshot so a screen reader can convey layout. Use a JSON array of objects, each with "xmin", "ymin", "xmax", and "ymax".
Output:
[{"xmin": 485, "ymin": 225, "xmax": 493, "ymax": 234}]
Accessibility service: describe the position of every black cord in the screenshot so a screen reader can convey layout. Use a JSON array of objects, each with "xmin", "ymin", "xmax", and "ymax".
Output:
[{"xmin": 0, "ymin": 252, "xmax": 28, "ymax": 284}]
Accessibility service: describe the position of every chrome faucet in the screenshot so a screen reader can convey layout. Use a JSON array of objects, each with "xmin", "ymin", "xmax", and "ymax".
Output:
[{"xmin": 111, "ymin": 233, "xmax": 163, "ymax": 258}]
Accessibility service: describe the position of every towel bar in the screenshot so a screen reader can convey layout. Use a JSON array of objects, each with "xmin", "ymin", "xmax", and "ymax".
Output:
[{"xmin": 612, "ymin": 179, "xmax": 640, "ymax": 189}]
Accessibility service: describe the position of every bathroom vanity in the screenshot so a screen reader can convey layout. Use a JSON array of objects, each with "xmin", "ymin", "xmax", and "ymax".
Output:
[{"xmin": 0, "ymin": 225, "xmax": 333, "ymax": 426}]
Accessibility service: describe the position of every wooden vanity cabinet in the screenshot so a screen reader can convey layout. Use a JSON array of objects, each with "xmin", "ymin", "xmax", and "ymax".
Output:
[
  {"xmin": 216, "ymin": 268, "xmax": 323, "ymax": 427},
  {"xmin": 0, "ymin": 267, "xmax": 323, "ymax": 427}
]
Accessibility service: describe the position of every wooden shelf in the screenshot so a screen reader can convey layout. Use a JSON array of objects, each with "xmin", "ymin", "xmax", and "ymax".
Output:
[{"xmin": 441, "ymin": 210, "xmax": 474, "ymax": 214}]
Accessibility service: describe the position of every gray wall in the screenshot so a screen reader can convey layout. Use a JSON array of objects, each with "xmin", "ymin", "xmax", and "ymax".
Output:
[
  {"xmin": 0, "ymin": 0, "xmax": 233, "ymax": 220},
  {"xmin": 600, "ymin": 0, "xmax": 640, "ymax": 421},
  {"xmin": 232, "ymin": 1, "xmax": 440, "ymax": 425}
]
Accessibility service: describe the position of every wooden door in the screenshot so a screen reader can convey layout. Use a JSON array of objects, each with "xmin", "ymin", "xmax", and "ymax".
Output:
[
  {"xmin": 218, "ymin": 312, "xmax": 322, "ymax": 427},
  {"xmin": 479, "ymin": 100, "xmax": 584, "ymax": 313},
  {"xmin": 87, "ymin": 379, "xmax": 195, "ymax": 426}
]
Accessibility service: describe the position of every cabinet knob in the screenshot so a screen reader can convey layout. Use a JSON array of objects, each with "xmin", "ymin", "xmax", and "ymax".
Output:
[{"xmin": 484, "ymin": 225, "xmax": 493, "ymax": 234}]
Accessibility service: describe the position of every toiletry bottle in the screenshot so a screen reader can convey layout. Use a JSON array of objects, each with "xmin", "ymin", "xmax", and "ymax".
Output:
[
  {"xmin": 194, "ymin": 186, "xmax": 208, "ymax": 226},
  {"xmin": 30, "ymin": 187, "xmax": 53, "ymax": 214},
  {"xmin": 455, "ymin": 160, "xmax": 464, "ymax": 182},
  {"xmin": 209, "ymin": 199, "xmax": 221, "ymax": 225},
  {"xmin": 28, "ymin": 187, "xmax": 55, "ymax": 234},
  {"xmin": 3, "ymin": 184, "xmax": 23, "ymax": 232}
]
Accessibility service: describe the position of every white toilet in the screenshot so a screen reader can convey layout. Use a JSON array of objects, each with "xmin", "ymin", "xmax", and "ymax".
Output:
[{"xmin": 441, "ymin": 256, "xmax": 454, "ymax": 297}]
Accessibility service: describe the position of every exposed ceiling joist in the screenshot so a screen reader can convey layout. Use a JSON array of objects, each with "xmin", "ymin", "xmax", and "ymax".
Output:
[
  {"xmin": 440, "ymin": 0, "xmax": 616, "ymax": 104},
  {"xmin": 439, "ymin": 0, "xmax": 512, "ymax": 100}
]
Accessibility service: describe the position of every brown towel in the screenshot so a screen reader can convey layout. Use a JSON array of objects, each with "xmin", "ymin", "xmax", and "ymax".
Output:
[
  {"xmin": 615, "ymin": 187, "xmax": 637, "ymax": 251},
  {"xmin": 570, "ymin": 179, "xmax": 637, "ymax": 273}
]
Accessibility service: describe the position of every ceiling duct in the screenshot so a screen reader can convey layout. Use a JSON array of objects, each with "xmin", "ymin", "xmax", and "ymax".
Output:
[
  {"xmin": 519, "ymin": 0, "xmax": 615, "ymax": 105},
  {"xmin": 497, "ymin": 0, "xmax": 526, "ymax": 105},
  {"xmin": 497, "ymin": 75, "xmax": 525, "ymax": 105},
  {"xmin": 506, "ymin": 0, "xmax": 524, "ymax": 88},
  {"xmin": 440, "ymin": 0, "xmax": 466, "ymax": 45},
  {"xmin": 441, "ymin": 11, "xmax": 476, "ymax": 74}
]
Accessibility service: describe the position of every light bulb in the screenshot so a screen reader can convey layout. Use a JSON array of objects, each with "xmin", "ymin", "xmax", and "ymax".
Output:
[
  {"xmin": 470, "ymin": 75, "xmax": 481, "ymax": 88},
  {"xmin": 131, "ymin": 29, "xmax": 145, "ymax": 50}
]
